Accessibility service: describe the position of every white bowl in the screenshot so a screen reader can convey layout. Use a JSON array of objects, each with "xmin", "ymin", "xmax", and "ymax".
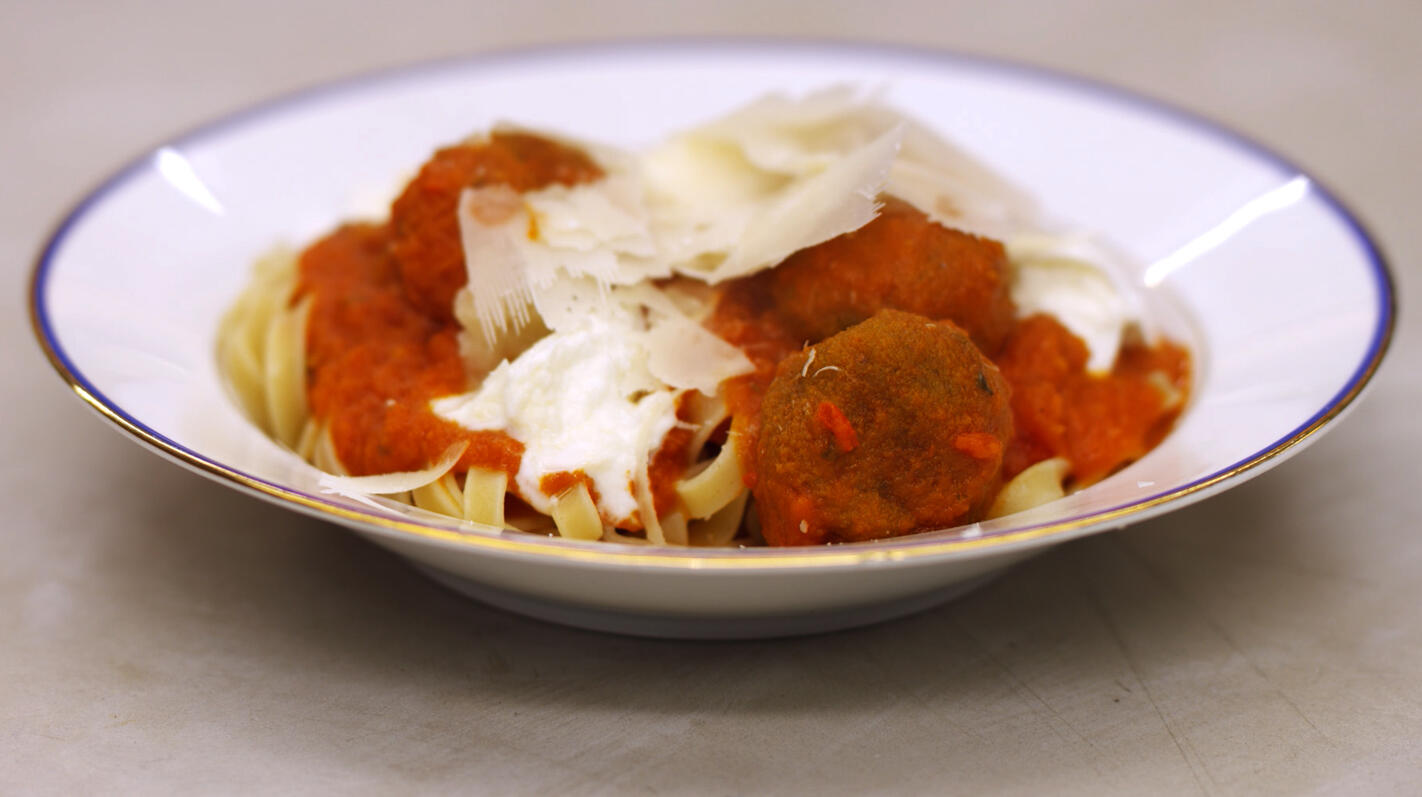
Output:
[{"xmin": 30, "ymin": 41, "xmax": 1394, "ymax": 638}]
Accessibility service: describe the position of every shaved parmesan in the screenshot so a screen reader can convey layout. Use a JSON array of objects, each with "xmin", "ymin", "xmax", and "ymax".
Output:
[
  {"xmin": 318, "ymin": 443, "xmax": 467, "ymax": 498},
  {"xmin": 433, "ymin": 315, "xmax": 679, "ymax": 524},
  {"xmin": 687, "ymin": 86, "xmax": 894, "ymax": 174},
  {"xmin": 641, "ymin": 312, "xmax": 753, "ymax": 395},
  {"xmin": 457, "ymin": 187, "xmax": 538, "ymax": 345},
  {"xmin": 706, "ymin": 124, "xmax": 900, "ymax": 280},
  {"xmin": 641, "ymin": 88, "xmax": 905, "ymax": 282},
  {"xmin": 885, "ymin": 113, "xmax": 1040, "ymax": 241}
]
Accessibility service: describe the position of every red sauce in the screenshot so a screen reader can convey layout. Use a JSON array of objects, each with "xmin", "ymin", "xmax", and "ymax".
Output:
[
  {"xmin": 297, "ymin": 134, "xmax": 602, "ymax": 480},
  {"xmin": 297, "ymin": 223, "xmax": 523, "ymax": 477},
  {"xmin": 539, "ymin": 470, "xmax": 599, "ymax": 502},
  {"xmin": 954, "ymin": 432, "xmax": 1004, "ymax": 461},
  {"xmin": 996, "ymin": 314, "xmax": 1189, "ymax": 485},
  {"xmin": 705, "ymin": 278, "xmax": 801, "ymax": 489},
  {"xmin": 814, "ymin": 401, "xmax": 859, "ymax": 452},
  {"xmin": 648, "ymin": 423, "xmax": 696, "ymax": 516}
]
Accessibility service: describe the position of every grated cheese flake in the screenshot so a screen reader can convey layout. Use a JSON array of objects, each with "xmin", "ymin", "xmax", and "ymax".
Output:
[{"xmin": 318, "ymin": 443, "xmax": 468, "ymax": 498}]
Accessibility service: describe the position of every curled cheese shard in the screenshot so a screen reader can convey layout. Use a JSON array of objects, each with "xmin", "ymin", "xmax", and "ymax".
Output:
[
  {"xmin": 643, "ymin": 87, "xmax": 905, "ymax": 282},
  {"xmin": 457, "ymin": 185, "xmax": 541, "ymax": 347},
  {"xmin": 639, "ymin": 312, "xmax": 753, "ymax": 396},
  {"xmin": 317, "ymin": 442, "xmax": 467, "ymax": 498},
  {"xmin": 885, "ymin": 113, "xmax": 1040, "ymax": 241},
  {"xmin": 706, "ymin": 124, "xmax": 900, "ymax": 280}
]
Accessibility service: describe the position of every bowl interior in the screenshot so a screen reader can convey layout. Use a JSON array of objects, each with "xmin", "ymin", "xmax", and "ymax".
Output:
[{"xmin": 33, "ymin": 43, "xmax": 1391, "ymax": 564}]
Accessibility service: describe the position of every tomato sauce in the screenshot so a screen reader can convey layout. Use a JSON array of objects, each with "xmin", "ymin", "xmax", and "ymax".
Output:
[
  {"xmin": 539, "ymin": 470, "xmax": 599, "ymax": 502},
  {"xmin": 996, "ymin": 314, "xmax": 1189, "ymax": 485},
  {"xmin": 297, "ymin": 133, "xmax": 602, "ymax": 480},
  {"xmin": 297, "ymin": 223, "xmax": 523, "ymax": 477}
]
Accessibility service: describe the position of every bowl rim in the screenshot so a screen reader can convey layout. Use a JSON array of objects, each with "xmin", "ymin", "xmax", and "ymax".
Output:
[{"xmin": 28, "ymin": 37, "xmax": 1397, "ymax": 571}]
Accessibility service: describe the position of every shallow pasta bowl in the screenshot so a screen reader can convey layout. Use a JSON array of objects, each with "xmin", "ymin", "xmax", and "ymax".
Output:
[{"xmin": 30, "ymin": 41, "xmax": 1394, "ymax": 638}]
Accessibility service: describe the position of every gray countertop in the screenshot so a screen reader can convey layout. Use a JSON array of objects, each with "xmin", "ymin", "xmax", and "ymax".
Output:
[{"xmin": 5, "ymin": 1, "xmax": 1419, "ymax": 793}]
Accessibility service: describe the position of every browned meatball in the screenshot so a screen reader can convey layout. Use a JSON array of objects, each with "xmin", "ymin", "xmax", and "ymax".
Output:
[
  {"xmin": 388, "ymin": 132, "xmax": 604, "ymax": 321},
  {"xmin": 753, "ymin": 195, "xmax": 1016, "ymax": 355},
  {"xmin": 753, "ymin": 309, "xmax": 1013, "ymax": 546}
]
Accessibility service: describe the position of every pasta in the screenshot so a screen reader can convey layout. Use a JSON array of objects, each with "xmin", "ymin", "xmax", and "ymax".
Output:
[
  {"xmin": 217, "ymin": 248, "xmax": 308, "ymax": 449},
  {"xmin": 218, "ymin": 88, "xmax": 1191, "ymax": 547}
]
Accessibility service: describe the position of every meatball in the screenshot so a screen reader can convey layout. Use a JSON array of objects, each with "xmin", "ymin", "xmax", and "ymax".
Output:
[
  {"xmin": 753, "ymin": 310, "xmax": 1014, "ymax": 546},
  {"xmin": 388, "ymin": 132, "xmax": 603, "ymax": 321},
  {"xmin": 754, "ymin": 195, "xmax": 1016, "ymax": 355}
]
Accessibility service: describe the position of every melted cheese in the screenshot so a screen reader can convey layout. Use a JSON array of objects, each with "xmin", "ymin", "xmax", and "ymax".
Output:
[
  {"xmin": 1008, "ymin": 234, "xmax": 1131, "ymax": 373},
  {"xmin": 432, "ymin": 315, "xmax": 679, "ymax": 524}
]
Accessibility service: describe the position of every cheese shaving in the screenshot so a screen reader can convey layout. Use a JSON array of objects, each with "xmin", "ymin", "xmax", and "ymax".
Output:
[
  {"xmin": 458, "ymin": 187, "xmax": 538, "ymax": 345},
  {"xmin": 433, "ymin": 315, "xmax": 679, "ymax": 524},
  {"xmin": 640, "ymin": 312, "xmax": 754, "ymax": 395},
  {"xmin": 885, "ymin": 113, "xmax": 1040, "ymax": 241},
  {"xmin": 318, "ymin": 443, "xmax": 468, "ymax": 498}
]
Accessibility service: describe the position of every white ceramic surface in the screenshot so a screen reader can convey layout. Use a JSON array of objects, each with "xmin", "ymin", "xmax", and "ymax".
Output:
[{"xmin": 30, "ymin": 42, "xmax": 1393, "ymax": 638}]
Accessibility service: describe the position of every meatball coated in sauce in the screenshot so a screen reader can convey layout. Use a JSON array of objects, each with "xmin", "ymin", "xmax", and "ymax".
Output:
[
  {"xmin": 388, "ymin": 132, "xmax": 604, "ymax": 322},
  {"xmin": 753, "ymin": 195, "xmax": 1016, "ymax": 355},
  {"xmin": 753, "ymin": 310, "xmax": 1014, "ymax": 546}
]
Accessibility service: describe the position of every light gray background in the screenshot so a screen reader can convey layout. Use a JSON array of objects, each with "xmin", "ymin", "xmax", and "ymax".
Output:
[{"xmin": 4, "ymin": 1, "xmax": 1418, "ymax": 793}]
